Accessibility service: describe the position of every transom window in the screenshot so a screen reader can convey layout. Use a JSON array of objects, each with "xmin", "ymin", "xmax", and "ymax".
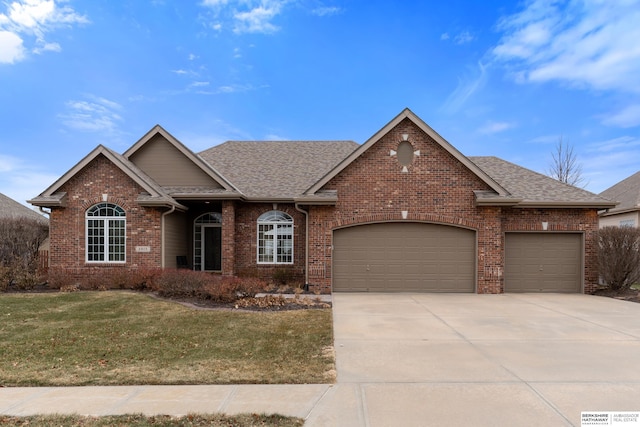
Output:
[
  {"xmin": 257, "ymin": 210, "xmax": 293, "ymax": 264},
  {"xmin": 86, "ymin": 203, "xmax": 126, "ymax": 263}
]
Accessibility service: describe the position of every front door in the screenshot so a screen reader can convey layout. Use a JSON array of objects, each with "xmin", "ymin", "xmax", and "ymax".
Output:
[{"xmin": 203, "ymin": 226, "xmax": 222, "ymax": 271}]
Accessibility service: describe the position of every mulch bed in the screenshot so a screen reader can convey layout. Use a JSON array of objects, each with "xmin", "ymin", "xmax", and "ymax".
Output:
[
  {"xmin": 591, "ymin": 287, "xmax": 640, "ymax": 303},
  {"xmin": 4, "ymin": 282, "xmax": 331, "ymax": 311}
]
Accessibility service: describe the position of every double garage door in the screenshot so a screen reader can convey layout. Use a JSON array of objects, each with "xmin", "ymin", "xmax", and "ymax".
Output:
[
  {"xmin": 332, "ymin": 223, "xmax": 582, "ymax": 293},
  {"xmin": 333, "ymin": 223, "xmax": 476, "ymax": 292}
]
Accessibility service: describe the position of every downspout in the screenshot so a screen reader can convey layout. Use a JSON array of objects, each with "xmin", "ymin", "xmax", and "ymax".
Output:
[
  {"xmin": 295, "ymin": 203, "xmax": 309, "ymax": 291},
  {"xmin": 38, "ymin": 207, "xmax": 50, "ymax": 217},
  {"xmin": 161, "ymin": 205, "xmax": 176, "ymax": 268}
]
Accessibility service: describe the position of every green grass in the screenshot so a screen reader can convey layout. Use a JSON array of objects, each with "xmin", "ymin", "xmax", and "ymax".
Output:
[
  {"xmin": 0, "ymin": 413, "xmax": 303, "ymax": 426},
  {"xmin": 0, "ymin": 291, "xmax": 334, "ymax": 386}
]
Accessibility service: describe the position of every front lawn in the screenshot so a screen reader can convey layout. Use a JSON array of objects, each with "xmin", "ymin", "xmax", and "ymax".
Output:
[{"xmin": 0, "ymin": 291, "xmax": 334, "ymax": 386}]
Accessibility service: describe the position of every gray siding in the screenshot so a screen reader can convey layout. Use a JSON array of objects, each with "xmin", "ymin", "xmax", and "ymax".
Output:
[
  {"xmin": 164, "ymin": 211, "xmax": 189, "ymax": 268},
  {"xmin": 129, "ymin": 134, "xmax": 222, "ymax": 187}
]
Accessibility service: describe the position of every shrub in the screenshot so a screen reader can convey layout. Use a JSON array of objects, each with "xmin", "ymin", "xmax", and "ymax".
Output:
[
  {"xmin": 0, "ymin": 217, "xmax": 48, "ymax": 290},
  {"xmin": 596, "ymin": 226, "xmax": 640, "ymax": 291},
  {"xmin": 272, "ymin": 268, "xmax": 293, "ymax": 285},
  {"xmin": 152, "ymin": 270, "xmax": 267, "ymax": 303}
]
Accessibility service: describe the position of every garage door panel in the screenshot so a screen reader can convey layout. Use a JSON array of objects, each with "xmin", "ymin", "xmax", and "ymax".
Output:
[
  {"xmin": 333, "ymin": 223, "xmax": 475, "ymax": 292},
  {"xmin": 505, "ymin": 233, "xmax": 581, "ymax": 293}
]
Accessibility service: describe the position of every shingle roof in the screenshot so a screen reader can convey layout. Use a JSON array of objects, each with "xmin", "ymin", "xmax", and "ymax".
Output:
[
  {"xmin": 199, "ymin": 141, "xmax": 359, "ymax": 199},
  {"xmin": 469, "ymin": 156, "xmax": 615, "ymax": 207},
  {"xmin": 599, "ymin": 170, "xmax": 640, "ymax": 213},
  {"xmin": 0, "ymin": 192, "xmax": 48, "ymax": 223}
]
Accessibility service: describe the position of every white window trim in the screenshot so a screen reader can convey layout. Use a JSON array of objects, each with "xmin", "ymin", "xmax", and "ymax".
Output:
[
  {"xmin": 85, "ymin": 203, "xmax": 126, "ymax": 264},
  {"xmin": 257, "ymin": 210, "xmax": 294, "ymax": 265}
]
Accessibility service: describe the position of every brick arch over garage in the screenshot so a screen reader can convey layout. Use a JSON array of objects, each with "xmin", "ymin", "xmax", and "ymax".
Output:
[
  {"xmin": 330, "ymin": 212, "xmax": 482, "ymax": 231},
  {"xmin": 331, "ymin": 220, "xmax": 477, "ymax": 292}
]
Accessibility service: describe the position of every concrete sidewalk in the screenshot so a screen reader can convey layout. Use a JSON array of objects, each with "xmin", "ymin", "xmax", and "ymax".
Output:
[
  {"xmin": 4, "ymin": 293, "xmax": 640, "ymax": 426},
  {"xmin": 0, "ymin": 384, "xmax": 330, "ymax": 419}
]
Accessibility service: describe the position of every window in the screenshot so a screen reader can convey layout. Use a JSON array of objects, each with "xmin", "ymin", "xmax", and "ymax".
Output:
[
  {"xmin": 620, "ymin": 219, "xmax": 635, "ymax": 228},
  {"xmin": 86, "ymin": 203, "xmax": 126, "ymax": 263},
  {"xmin": 257, "ymin": 210, "xmax": 293, "ymax": 264}
]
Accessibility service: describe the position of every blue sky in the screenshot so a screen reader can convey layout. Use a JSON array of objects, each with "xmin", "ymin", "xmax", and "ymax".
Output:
[{"xmin": 1, "ymin": 0, "xmax": 640, "ymax": 207}]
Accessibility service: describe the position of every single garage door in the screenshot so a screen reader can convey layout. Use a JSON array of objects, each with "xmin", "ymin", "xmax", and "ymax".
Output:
[
  {"xmin": 333, "ymin": 222, "xmax": 475, "ymax": 292},
  {"xmin": 505, "ymin": 233, "xmax": 582, "ymax": 293}
]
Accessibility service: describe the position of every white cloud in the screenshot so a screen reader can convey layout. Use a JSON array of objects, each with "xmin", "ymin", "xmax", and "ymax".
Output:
[
  {"xmin": 441, "ymin": 61, "xmax": 488, "ymax": 113},
  {"xmin": 59, "ymin": 95, "xmax": 123, "ymax": 133},
  {"xmin": 202, "ymin": 0, "xmax": 229, "ymax": 6},
  {"xmin": 492, "ymin": 0, "xmax": 640, "ymax": 93},
  {"xmin": 0, "ymin": 30, "xmax": 24, "ymax": 63},
  {"xmin": 200, "ymin": 0, "xmax": 289, "ymax": 35},
  {"xmin": 478, "ymin": 121, "xmax": 515, "ymax": 135},
  {"xmin": 312, "ymin": 6, "xmax": 342, "ymax": 17},
  {"xmin": 601, "ymin": 104, "xmax": 640, "ymax": 128},
  {"xmin": 0, "ymin": 0, "xmax": 88, "ymax": 63},
  {"xmin": 0, "ymin": 153, "xmax": 20, "ymax": 172},
  {"xmin": 0, "ymin": 153, "xmax": 59, "ymax": 206},
  {"xmin": 440, "ymin": 32, "xmax": 449, "ymax": 41},
  {"xmin": 233, "ymin": 3, "xmax": 282, "ymax": 34},
  {"xmin": 454, "ymin": 31, "xmax": 474, "ymax": 45}
]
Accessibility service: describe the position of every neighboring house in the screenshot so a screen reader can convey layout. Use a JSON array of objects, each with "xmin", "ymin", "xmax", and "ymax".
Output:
[
  {"xmin": 0, "ymin": 192, "xmax": 49, "ymax": 273},
  {"xmin": 29, "ymin": 109, "xmax": 615, "ymax": 294},
  {"xmin": 599, "ymin": 171, "xmax": 640, "ymax": 228},
  {"xmin": 0, "ymin": 192, "xmax": 48, "ymax": 224}
]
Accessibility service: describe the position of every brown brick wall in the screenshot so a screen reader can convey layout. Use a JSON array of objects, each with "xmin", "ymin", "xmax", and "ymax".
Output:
[
  {"xmin": 233, "ymin": 202, "xmax": 306, "ymax": 285},
  {"xmin": 306, "ymin": 118, "xmax": 599, "ymax": 294},
  {"xmin": 48, "ymin": 154, "xmax": 163, "ymax": 285}
]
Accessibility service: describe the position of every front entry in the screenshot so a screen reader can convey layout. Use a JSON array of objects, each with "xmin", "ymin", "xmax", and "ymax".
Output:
[
  {"xmin": 194, "ymin": 212, "xmax": 222, "ymax": 271},
  {"xmin": 203, "ymin": 226, "xmax": 222, "ymax": 271}
]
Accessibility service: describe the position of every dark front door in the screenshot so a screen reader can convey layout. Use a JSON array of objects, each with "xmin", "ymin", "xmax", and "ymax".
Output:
[{"xmin": 204, "ymin": 226, "xmax": 222, "ymax": 271}]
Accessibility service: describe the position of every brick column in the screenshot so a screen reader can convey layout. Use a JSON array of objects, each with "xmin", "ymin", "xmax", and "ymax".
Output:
[
  {"xmin": 222, "ymin": 200, "xmax": 236, "ymax": 276},
  {"xmin": 307, "ymin": 206, "xmax": 333, "ymax": 294}
]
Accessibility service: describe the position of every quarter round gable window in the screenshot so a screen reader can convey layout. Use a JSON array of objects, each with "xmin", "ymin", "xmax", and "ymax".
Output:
[
  {"xmin": 397, "ymin": 140, "xmax": 415, "ymax": 167},
  {"xmin": 85, "ymin": 202, "xmax": 126, "ymax": 263},
  {"xmin": 257, "ymin": 210, "xmax": 293, "ymax": 264}
]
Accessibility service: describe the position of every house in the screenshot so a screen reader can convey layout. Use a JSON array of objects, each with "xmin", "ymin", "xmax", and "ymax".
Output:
[
  {"xmin": 0, "ymin": 192, "xmax": 48, "ymax": 224},
  {"xmin": 599, "ymin": 171, "xmax": 640, "ymax": 228},
  {"xmin": 29, "ymin": 109, "xmax": 615, "ymax": 294}
]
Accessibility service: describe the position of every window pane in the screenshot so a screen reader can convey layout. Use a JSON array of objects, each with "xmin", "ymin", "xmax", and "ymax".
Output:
[{"xmin": 86, "ymin": 204, "xmax": 126, "ymax": 263}]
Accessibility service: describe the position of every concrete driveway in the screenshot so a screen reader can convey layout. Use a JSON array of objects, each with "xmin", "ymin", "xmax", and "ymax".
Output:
[{"xmin": 305, "ymin": 293, "xmax": 640, "ymax": 426}]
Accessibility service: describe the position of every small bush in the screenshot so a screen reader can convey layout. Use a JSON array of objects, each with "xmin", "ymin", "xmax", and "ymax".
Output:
[
  {"xmin": 152, "ymin": 270, "xmax": 267, "ymax": 303},
  {"xmin": 596, "ymin": 226, "xmax": 640, "ymax": 291},
  {"xmin": 272, "ymin": 268, "xmax": 294, "ymax": 285}
]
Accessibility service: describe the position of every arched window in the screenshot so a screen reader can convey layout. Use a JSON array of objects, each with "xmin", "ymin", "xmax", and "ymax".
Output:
[
  {"xmin": 86, "ymin": 203, "xmax": 126, "ymax": 263},
  {"xmin": 257, "ymin": 210, "xmax": 293, "ymax": 264},
  {"xmin": 194, "ymin": 213, "xmax": 222, "ymax": 271}
]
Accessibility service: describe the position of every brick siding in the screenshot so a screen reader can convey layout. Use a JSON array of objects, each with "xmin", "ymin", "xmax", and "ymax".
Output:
[{"xmin": 305, "ymin": 118, "xmax": 599, "ymax": 294}]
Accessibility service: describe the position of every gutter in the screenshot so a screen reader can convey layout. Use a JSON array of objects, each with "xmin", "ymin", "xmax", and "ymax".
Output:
[{"xmin": 294, "ymin": 203, "xmax": 310, "ymax": 291}]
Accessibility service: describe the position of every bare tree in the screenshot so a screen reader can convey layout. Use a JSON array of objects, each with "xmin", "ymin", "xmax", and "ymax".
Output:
[{"xmin": 548, "ymin": 136, "xmax": 585, "ymax": 187}]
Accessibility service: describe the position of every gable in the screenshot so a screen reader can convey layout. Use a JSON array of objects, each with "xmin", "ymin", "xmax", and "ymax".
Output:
[
  {"xmin": 128, "ymin": 134, "xmax": 223, "ymax": 188},
  {"xmin": 28, "ymin": 145, "xmax": 184, "ymax": 210},
  {"xmin": 305, "ymin": 108, "xmax": 507, "ymax": 197},
  {"xmin": 320, "ymin": 117, "xmax": 495, "ymax": 207}
]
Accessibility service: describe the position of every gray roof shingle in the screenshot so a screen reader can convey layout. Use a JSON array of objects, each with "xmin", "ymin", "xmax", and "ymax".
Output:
[
  {"xmin": 0, "ymin": 192, "xmax": 48, "ymax": 223},
  {"xmin": 199, "ymin": 141, "xmax": 359, "ymax": 199},
  {"xmin": 469, "ymin": 156, "xmax": 614, "ymax": 206},
  {"xmin": 599, "ymin": 170, "xmax": 640, "ymax": 213}
]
